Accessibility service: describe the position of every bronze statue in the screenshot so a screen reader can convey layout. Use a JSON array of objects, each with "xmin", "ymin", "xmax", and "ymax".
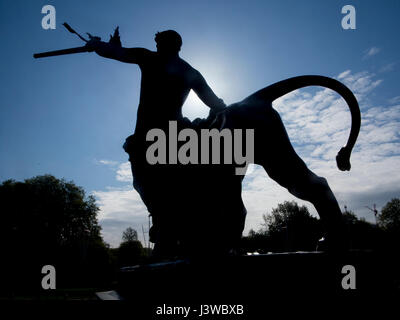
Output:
[{"xmin": 34, "ymin": 25, "xmax": 361, "ymax": 257}]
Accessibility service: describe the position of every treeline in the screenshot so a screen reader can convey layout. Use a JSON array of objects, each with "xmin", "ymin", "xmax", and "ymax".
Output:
[
  {"xmin": 240, "ymin": 200, "xmax": 400, "ymax": 254},
  {"xmin": 0, "ymin": 175, "xmax": 151, "ymax": 297},
  {"xmin": 1, "ymin": 175, "xmax": 399, "ymax": 296}
]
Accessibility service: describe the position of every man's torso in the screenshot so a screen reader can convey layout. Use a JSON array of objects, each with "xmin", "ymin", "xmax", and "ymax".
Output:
[{"xmin": 135, "ymin": 52, "xmax": 197, "ymax": 133}]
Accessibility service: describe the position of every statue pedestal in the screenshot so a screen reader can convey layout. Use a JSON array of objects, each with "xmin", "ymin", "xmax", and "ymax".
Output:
[{"xmin": 111, "ymin": 250, "xmax": 398, "ymax": 302}]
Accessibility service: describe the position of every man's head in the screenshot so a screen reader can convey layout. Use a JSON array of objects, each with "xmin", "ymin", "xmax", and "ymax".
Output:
[{"xmin": 155, "ymin": 30, "xmax": 182, "ymax": 55}]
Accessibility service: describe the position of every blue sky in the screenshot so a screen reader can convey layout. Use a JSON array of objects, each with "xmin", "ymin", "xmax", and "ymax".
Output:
[{"xmin": 1, "ymin": 0, "xmax": 399, "ymax": 247}]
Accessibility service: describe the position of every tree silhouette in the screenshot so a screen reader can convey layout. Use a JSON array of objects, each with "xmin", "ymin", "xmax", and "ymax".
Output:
[
  {"xmin": 241, "ymin": 201, "xmax": 395, "ymax": 253},
  {"xmin": 341, "ymin": 206, "xmax": 382, "ymax": 250},
  {"xmin": 378, "ymin": 198, "xmax": 400, "ymax": 232},
  {"xmin": 117, "ymin": 227, "xmax": 144, "ymax": 267},
  {"xmin": 378, "ymin": 198, "xmax": 400, "ymax": 252},
  {"xmin": 0, "ymin": 175, "xmax": 111, "ymax": 292},
  {"xmin": 1, "ymin": 175, "xmax": 102, "ymax": 246},
  {"xmin": 122, "ymin": 227, "xmax": 138, "ymax": 242},
  {"xmin": 262, "ymin": 201, "xmax": 322, "ymax": 251},
  {"xmin": 240, "ymin": 201, "xmax": 322, "ymax": 253}
]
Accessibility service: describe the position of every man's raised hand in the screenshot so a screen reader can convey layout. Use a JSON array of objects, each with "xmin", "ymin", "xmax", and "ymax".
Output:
[
  {"xmin": 109, "ymin": 27, "xmax": 122, "ymax": 47},
  {"xmin": 85, "ymin": 37, "xmax": 102, "ymax": 52}
]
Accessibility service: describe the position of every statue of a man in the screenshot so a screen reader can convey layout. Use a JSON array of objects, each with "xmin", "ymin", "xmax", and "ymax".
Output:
[
  {"xmin": 92, "ymin": 30, "xmax": 226, "ymax": 133},
  {"xmin": 90, "ymin": 30, "xmax": 243, "ymax": 257}
]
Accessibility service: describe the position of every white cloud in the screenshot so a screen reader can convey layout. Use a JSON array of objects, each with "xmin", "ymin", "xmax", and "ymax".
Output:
[
  {"xmin": 363, "ymin": 47, "xmax": 381, "ymax": 59},
  {"xmin": 380, "ymin": 62, "xmax": 396, "ymax": 73},
  {"xmin": 116, "ymin": 162, "xmax": 132, "ymax": 182},
  {"xmin": 338, "ymin": 71, "xmax": 383, "ymax": 95},
  {"xmin": 388, "ymin": 96, "xmax": 400, "ymax": 105},
  {"xmin": 95, "ymin": 159, "xmax": 119, "ymax": 166},
  {"xmin": 93, "ymin": 160, "xmax": 147, "ymax": 247},
  {"xmin": 338, "ymin": 70, "xmax": 351, "ymax": 79},
  {"xmin": 92, "ymin": 186, "xmax": 150, "ymax": 247},
  {"xmin": 96, "ymin": 159, "xmax": 133, "ymax": 182}
]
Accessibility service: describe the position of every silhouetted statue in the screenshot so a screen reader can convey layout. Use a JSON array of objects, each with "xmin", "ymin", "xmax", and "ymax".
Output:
[
  {"xmin": 93, "ymin": 30, "xmax": 240, "ymax": 257},
  {"xmin": 90, "ymin": 29, "xmax": 360, "ymax": 257}
]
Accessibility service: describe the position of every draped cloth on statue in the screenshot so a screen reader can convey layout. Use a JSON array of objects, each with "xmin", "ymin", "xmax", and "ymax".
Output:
[{"xmin": 123, "ymin": 115, "xmax": 247, "ymax": 258}]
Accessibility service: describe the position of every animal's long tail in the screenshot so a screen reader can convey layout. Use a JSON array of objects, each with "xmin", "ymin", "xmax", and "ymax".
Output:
[{"xmin": 242, "ymin": 75, "xmax": 361, "ymax": 171}]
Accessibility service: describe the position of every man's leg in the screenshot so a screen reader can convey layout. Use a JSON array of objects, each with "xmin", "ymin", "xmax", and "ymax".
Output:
[{"xmin": 125, "ymin": 135, "xmax": 182, "ymax": 259}]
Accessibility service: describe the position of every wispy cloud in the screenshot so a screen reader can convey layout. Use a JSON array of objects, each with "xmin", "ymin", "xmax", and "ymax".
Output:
[
  {"xmin": 338, "ymin": 70, "xmax": 351, "ymax": 79},
  {"xmin": 388, "ymin": 96, "xmax": 400, "ymax": 105},
  {"xmin": 363, "ymin": 46, "xmax": 381, "ymax": 59},
  {"xmin": 95, "ymin": 159, "xmax": 119, "ymax": 166},
  {"xmin": 380, "ymin": 62, "xmax": 396, "ymax": 73}
]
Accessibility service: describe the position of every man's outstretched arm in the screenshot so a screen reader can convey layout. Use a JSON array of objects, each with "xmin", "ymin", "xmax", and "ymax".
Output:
[
  {"xmin": 191, "ymin": 70, "xmax": 227, "ymax": 112},
  {"xmin": 90, "ymin": 40, "xmax": 152, "ymax": 64}
]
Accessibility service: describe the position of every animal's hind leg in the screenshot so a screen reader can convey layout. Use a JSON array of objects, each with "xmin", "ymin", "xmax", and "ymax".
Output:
[
  {"xmin": 264, "ymin": 163, "xmax": 346, "ymax": 250},
  {"xmin": 265, "ymin": 160, "xmax": 343, "ymax": 232},
  {"xmin": 286, "ymin": 170, "xmax": 343, "ymax": 232},
  {"xmin": 258, "ymin": 108, "xmax": 345, "ymax": 249}
]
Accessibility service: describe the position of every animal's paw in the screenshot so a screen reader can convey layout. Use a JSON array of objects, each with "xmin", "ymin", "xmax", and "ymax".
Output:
[{"xmin": 336, "ymin": 147, "xmax": 351, "ymax": 171}]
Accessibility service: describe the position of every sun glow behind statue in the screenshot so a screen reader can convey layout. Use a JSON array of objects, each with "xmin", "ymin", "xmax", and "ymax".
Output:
[
  {"xmin": 183, "ymin": 90, "xmax": 209, "ymax": 120},
  {"xmin": 182, "ymin": 50, "xmax": 237, "ymax": 121}
]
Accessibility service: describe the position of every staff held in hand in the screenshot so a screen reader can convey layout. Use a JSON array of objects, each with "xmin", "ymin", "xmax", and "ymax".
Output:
[{"xmin": 33, "ymin": 23, "xmax": 120, "ymax": 59}]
